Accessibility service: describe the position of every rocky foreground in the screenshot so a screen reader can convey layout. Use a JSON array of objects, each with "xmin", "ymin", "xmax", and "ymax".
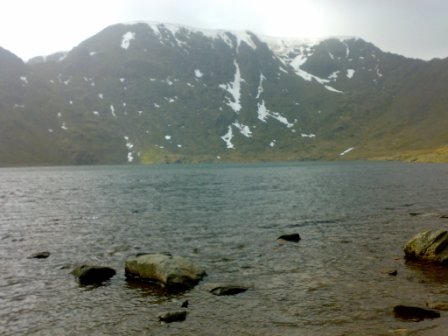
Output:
[
  {"xmin": 391, "ymin": 229, "xmax": 448, "ymax": 322},
  {"xmin": 28, "ymin": 228, "xmax": 448, "ymax": 325},
  {"xmin": 404, "ymin": 229, "xmax": 448, "ymax": 263}
]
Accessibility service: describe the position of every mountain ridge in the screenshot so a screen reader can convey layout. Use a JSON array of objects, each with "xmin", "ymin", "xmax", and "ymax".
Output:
[{"xmin": 0, "ymin": 22, "xmax": 447, "ymax": 166}]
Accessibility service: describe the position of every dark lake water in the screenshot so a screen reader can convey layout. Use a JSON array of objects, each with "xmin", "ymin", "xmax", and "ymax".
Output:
[{"xmin": 1, "ymin": 161, "xmax": 448, "ymax": 335}]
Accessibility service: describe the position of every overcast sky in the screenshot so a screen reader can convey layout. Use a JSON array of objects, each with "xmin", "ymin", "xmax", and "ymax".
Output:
[{"xmin": 1, "ymin": 0, "xmax": 447, "ymax": 61}]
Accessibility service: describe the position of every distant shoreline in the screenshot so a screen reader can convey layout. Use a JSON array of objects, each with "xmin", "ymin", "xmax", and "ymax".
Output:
[{"xmin": 1, "ymin": 156, "xmax": 448, "ymax": 169}]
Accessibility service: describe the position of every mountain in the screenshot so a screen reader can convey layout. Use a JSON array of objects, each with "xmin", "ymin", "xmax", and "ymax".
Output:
[{"xmin": 1, "ymin": 22, "xmax": 447, "ymax": 166}]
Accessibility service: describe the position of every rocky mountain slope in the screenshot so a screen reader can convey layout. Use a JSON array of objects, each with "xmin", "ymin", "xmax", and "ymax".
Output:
[{"xmin": 0, "ymin": 22, "xmax": 447, "ymax": 165}]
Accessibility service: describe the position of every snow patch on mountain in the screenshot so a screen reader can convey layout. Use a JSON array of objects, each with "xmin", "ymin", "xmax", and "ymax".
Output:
[
  {"xmin": 121, "ymin": 32, "xmax": 136, "ymax": 49},
  {"xmin": 147, "ymin": 23, "xmax": 163, "ymax": 36},
  {"xmin": 129, "ymin": 22, "xmax": 258, "ymax": 52},
  {"xmin": 341, "ymin": 39, "xmax": 350, "ymax": 58},
  {"xmin": 194, "ymin": 69, "xmax": 203, "ymax": 78},
  {"xmin": 221, "ymin": 126, "xmax": 234, "ymax": 149},
  {"xmin": 257, "ymin": 100, "xmax": 293, "ymax": 128},
  {"xmin": 301, "ymin": 133, "xmax": 316, "ymax": 138},
  {"xmin": 274, "ymin": 45, "xmax": 343, "ymax": 93},
  {"xmin": 126, "ymin": 153, "xmax": 133, "ymax": 162},
  {"xmin": 328, "ymin": 71, "xmax": 340, "ymax": 81},
  {"xmin": 256, "ymin": 73, "xmax": 266, "ymax": 99},
  {"xmin": 376, "ymin": 65, "xmax": 383, "ymax": 77},
  {"xmin": 233, "ymin": 31, "xmax": 257, "ymax": 50},
  {"xmin": 110, "ymin": 105, "xmax": 116, "ymax": 118},
  {"xmin": 58, "ymin": 53, "xmax": 67, "ymax": 61},
  {"xmin": 263, "ymin": 35, "xmax": 356, "ymax": 93},
  {"xmin": 340, "ymin": 147, "xmax": 355, "ymax": 156},
  {"xmin": 219, "ymin": 61, "xmax": 243, "ymax": 113},
  {"xmin": 324, "ymin": 85, "xmax": 343, "ymax": 93},
  {"xmin": 233, "ymin": 121, "xmax": 252, "ymax": 138},
  {"xmin": 124, "ymin": 136, "xmax": 136, "ymax": 162},
  {"xmin": 289, "ymin": 51, "xmax": 323, "ymax": 82},
  {"xmin": 165, "ymin": 96, "xmax": 177, "ymax": 103},
  {"xmin": 257, "ymin": 100, "xmax": 270, "ymax": 122},
  {"xmin": 262, "ymin": 36, "xmax": 322, "ymax": 56},
  {"xmin": 346, "ymin": 69, "xmax": 355, "ymax": 78}
]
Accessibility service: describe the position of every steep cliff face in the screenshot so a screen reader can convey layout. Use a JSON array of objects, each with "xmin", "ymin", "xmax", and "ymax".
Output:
[{"xmin": 0, "ymin": 22, "xmax": 447, "ymax": 165}]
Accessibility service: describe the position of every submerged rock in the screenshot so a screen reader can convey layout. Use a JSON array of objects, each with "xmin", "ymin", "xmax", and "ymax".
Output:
[
  {"xmin": 71, "ymin": 265, "xmax": 116, "ymax": 285},
  {"xmin": 277, "ymin": 233, "xmax": 301, "ymax": 243},
  {"xmin": 404, "ymin": 230, "xmax": 448, "ymax": 264},
  {"xmin": 28, "ymin": 251, "xmax": 50, "ymax": 259},
  {"xmin": 381, "ymin": 269, "xmax": 398, "ymax": 276},
  {"xmin": 207, "ymin": 283, "xmax": 249, "ymax": 296},
  {"xmin": 158, "ymin": 310, "xmax": 187, "ymax": 323},
  {"xmin": 393, "ymin": 305, "xmax": 440, "ymax": 321},
  {"xmin": 125, "ymin": 253, "xmax": 206, "ymax": 290}
]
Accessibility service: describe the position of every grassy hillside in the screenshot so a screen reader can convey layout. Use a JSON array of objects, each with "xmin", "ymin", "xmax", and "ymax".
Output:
[{"xmin": 0, "ymin": 23, "xmax": 447, "ymax": 165}]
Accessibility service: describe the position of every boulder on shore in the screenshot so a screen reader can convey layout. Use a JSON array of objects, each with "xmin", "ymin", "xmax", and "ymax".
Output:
[
  {"xmin": 71, "ymin": 265, "xmax": 116, "ymax": 285},
  {"xmin": 125, "ymin": 253, "xmax": 206, "ymax": 290},
  {"xmin": 393, "ymin": 305, "xmax": 440, "ymax": 321},
  {"xmin": 404, "ymin": 230, "xmax": 448, "ymax": 264}
]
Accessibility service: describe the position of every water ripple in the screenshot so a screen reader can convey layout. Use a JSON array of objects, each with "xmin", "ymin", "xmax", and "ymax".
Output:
[{"xmin": 1, "ymin": 162, "xmax": 448, "ymax": 335}]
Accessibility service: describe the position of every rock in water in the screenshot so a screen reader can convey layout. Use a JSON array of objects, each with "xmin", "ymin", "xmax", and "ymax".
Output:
[
  {"xmin": 277, "ymin": 233, "xmax": 301, "ymax": 243},
  {"xmin": 409, "ymin": 212, "xmax": 422, "ymax": 217},
  {"xmin": 381, "ymin": 269, "xmax": 398, "ymax": 276},
  {"xmin": 393, "ymin": 305, "xmax": 440, "ymax": 321},
  {"xmin": 125, "ymin": 253, "xmax": 206, "ymax": 290},
  {"xmin": 158, "ymin": 310, "xmax": 187, "ymax": 323},
  {"xmin": 404, "ymin": 230, "xmax": 448, "ymax": 263},
  {"xmin": 71, "ymin": 265, "xmax": 116, "ymax": 285},
  {"xmin": 209, "ymin": 284, "xmax": 249, "ymax": 296},
  {"xmin": 28, "ymin": 251, "xmax": 50, "ymax": 259}
]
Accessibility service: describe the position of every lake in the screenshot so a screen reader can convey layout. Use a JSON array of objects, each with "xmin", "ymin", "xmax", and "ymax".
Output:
[{"xmin": 1, "ymin": 161, "xmax": 448, "ymax": 335}]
